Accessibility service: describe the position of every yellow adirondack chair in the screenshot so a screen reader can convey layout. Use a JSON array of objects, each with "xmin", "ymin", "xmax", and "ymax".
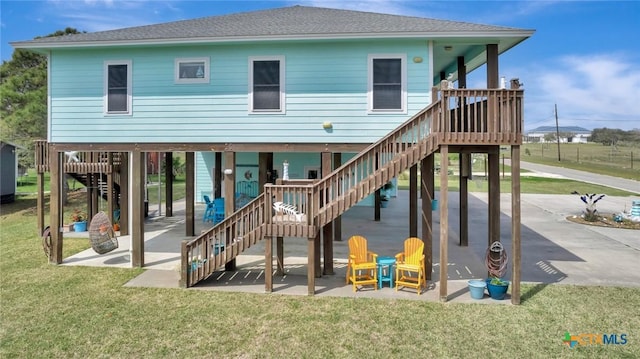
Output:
[
  {"xmin": 395, "ymin": 237, "xmax": 426, "ymax": 295},
  {"xmin": 346, "ymin": 235, "xmax": 378, "ymax": 292}
]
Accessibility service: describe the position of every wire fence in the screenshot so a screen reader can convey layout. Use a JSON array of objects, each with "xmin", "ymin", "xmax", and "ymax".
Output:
[{"xmin": 523, "ymin": 143, "xmax": 638, "ymax": 170}]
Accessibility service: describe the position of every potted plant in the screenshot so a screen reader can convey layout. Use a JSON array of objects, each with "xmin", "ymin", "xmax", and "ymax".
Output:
[
  {"xmin": 70, "ymin": 209, "xmax": 88, "ymax": 232},
  {"xmin": 486, "ymin": 277, "xmax": 509, "ymax": 300}
]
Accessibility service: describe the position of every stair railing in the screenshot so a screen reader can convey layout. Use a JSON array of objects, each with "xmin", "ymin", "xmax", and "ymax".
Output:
[
  {"xmin": 181, "ymin": 193, "xmax": 267, "ymax": 287},
  {"xmin": 311, "ymin": 98, "xmax": 443, "ymax": 227}
]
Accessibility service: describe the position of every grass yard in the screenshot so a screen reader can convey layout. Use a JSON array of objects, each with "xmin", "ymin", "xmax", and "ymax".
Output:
[
  {"xmin": 1, "ymin": 195, "xmax": 639, "ymax": 358},
  {"xmin": 520, "ymin": 142, "xmax": 639, "ymax": 180},
  {"xmin": 397, "ymin": 175, "xmax": 637, "ymax": 197}
]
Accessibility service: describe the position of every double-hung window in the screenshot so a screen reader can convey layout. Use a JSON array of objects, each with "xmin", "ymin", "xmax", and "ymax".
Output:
[
  {"xmin": 175, "ymin": 57, "xmax": 210, "ymax": 84},
  {"xmin": 368, "ymin": 54, "xmax": 406, "ymax": 113},
  {"xmin": 104, "ymin": 60, "xmax": 132, "ymax": 114},
  {"xmin": 249, "ymin": 56, "xmax": 285, "ymax": 113}
]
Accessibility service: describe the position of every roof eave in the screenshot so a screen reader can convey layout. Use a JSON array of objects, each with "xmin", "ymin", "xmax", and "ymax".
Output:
[
  {"xmin": 464, "ymin": 33, "xmax": 532, "ymax": 74},
  {"xmin": 12, "ymin": 30, "xmax": 534, "ymax": 50}
]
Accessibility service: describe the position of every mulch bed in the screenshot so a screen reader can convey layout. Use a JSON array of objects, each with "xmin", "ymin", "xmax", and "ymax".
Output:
[{"xmin": 566, "ymin": 213, "xmax": 640, "ymax": 230}]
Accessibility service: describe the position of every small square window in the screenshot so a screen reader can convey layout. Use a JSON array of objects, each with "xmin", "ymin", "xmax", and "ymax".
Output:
[{"xmin": 175, "ymin": 57, "xmax": 209, "ymax": 84}]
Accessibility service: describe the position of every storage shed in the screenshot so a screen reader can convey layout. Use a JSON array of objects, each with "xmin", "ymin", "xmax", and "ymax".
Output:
[{"xmin": 0, "ymin": 141, "xmax": 22, "ymax": 204}]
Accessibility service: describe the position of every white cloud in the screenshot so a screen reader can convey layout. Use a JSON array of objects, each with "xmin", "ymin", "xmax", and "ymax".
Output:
[
  {"xmin": 522, "ymin": 54, "xmax": 640, "ymax": 130},
  {"xmin": 45, "ymin": 0, "xmax": 179, "ymax": 32}
]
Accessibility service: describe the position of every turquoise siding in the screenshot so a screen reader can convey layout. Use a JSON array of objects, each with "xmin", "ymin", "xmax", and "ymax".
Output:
[
  {"xmin": 195, "ymin": 152, "xmax": 215, "ymax": 202},
  {"xmin": 49, "ymin": 40, "xmax": 430, "ymax": 143},
  {"xmin": 196, "ymin": 152, "xmax": 259, "ymax": 203}
]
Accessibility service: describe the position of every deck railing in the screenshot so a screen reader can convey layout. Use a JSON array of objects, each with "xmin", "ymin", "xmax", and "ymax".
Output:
[
  {"xmin": 264, "ymin": 181, "xmax": 317, "ymax": 237},
  {"xmin": 438, "ymin": 89, "xmax": 524, "ymax": 144},
  {"xmin": 34, "ymin": 140, "xmax": 122, "ymax": 173}
]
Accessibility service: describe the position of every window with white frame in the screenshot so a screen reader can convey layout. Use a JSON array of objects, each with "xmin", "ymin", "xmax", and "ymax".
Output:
[
  {"xmin": 175, "ymin": 57, "xmax": 209, "ymax": 84},
  {"xmin": 368, "ymin": 54, "xmax": 406, "ymax": 113},
  {"xmin": 104, "ymin": 60, "xmax": 132, "ymax": 114},
  {"xmin": 249, "ymin": 56, "xmax": 285, "ymax": 113}
]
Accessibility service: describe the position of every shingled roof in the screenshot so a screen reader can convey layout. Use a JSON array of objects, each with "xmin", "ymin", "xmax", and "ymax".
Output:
[{"xmin": 12, "ymin": 5, "xmax": 532, "ymax": 47}]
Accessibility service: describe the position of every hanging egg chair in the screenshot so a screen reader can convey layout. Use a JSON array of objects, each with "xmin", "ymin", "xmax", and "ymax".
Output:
[{"xmin": 89, "ymin": 211, "xmax": 118, "ymax": 254}]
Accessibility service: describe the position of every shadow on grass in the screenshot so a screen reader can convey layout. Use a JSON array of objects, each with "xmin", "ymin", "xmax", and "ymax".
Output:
[
  {"xmin": 1, "ymin": 194, "xmax": 39, "ymax": 216},
  {"xmin": 1, "ymin": 192, "xmax": 87, "ymax": 218},
  {"xmin": 520, "ymin": 283, "xmax": 549, "ymax": 304}
]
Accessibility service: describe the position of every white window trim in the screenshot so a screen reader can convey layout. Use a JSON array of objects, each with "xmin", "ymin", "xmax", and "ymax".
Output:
[
  {"xmin": 175, "ymin": 57, "xmax": 210, "ymax": 84},
  {"xmin": 248, "ymin": 55, "xmax": 286, "ymax": 114},
  {"xmin": 104, "ymin": 60, "xmax": 132, "ymax": 115},
  {"xmin": 367, "ymin": 54, "xmax": 407, "ymax": 114}
]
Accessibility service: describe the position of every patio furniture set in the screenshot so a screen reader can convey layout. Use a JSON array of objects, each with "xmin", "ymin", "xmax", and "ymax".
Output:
[{"xmin": 346, "ymin": 235, "xmax": 427, "ymax": 295}]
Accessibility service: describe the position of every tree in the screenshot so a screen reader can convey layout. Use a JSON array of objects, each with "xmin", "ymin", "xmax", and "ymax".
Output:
[
  {"xmin": 543, "ymin": 133, "xmax": 556, "ymax": 143},
  {"xmin": 0, "ymin": 28, "xmax": 82, "ymax": 168}
]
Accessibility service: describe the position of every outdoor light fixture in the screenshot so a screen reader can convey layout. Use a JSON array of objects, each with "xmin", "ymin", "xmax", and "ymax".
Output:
[
  {"xmin": 413, "ymin": 56, "xmax": 423, "ymax": 63},
  {"xmin": 224, "ymin": 169, "xmax": 233, "ymax": 175},
  {"xmin": 444, "ymin": 45, "xmax": 453, "ymax": 51},
  {"xmin": 322, "ymin": 121, "xmax": 333, "ymax": 129}
]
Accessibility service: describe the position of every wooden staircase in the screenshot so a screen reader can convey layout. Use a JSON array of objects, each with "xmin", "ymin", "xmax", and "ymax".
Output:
[
  {"xmin": 34, "ymin": 143, "xmax": 123, "ymax": 212},
  {"xmin": 68, "ymin": 172, "xmax": 120, "ymax": 202},
  {"xmin": 181, "ymin": 87, "xmax": 524, "ymax": 288}
]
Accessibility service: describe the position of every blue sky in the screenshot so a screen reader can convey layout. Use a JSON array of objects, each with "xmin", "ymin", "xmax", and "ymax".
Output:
[{"xmin": 1, "ymin": 0, "xmax": 638, "ymax": 131}]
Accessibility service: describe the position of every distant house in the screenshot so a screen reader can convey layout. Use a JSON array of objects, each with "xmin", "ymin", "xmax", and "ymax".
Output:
[
  {"xmin": 0, "ymin": 141, "xmax": 23, "ymax": 204},
  {"xmin": 525, "ymin": 126, "xmax": 591, "ymax": 143}
]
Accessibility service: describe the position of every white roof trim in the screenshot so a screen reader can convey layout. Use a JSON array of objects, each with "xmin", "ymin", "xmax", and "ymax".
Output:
[{"xmin": 12, "ymin": 30, "xmax": 534, "ymax": 50}]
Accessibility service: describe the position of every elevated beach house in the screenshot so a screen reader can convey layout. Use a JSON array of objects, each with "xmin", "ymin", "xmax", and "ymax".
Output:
[{"xmin": 13, "ymin": 6, "xmax": 533, "ymax": 303}]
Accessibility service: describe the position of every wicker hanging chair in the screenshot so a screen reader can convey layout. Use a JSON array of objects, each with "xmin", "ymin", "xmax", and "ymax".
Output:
[{"xmin": 89, "ymin": 211, "xmax": 118, "ymax": 254}]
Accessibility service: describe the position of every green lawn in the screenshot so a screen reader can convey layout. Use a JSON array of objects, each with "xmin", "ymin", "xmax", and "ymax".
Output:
[
  {"xmin": 397, "ymin": 176, "xmax": 637, "ymax": 197},
  {"xmin": 520, "ymin": 143, "xmax": 640, "ymax": 180},
  {"xmin": 16, "ymin": 169, "xmax": 81, "ymax": 194},
  {"xmin": 1, "ymin": 195, "xmax": 639, "ymax": 357},
  {"xmin": 16, "ymin": 170, "xmax": 186, "ymax": 224}
]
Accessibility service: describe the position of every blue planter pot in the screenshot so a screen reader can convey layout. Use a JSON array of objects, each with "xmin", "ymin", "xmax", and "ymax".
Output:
[
  {"xmin": 74, "ymin": 221, "xmax": 87, "ymax": 232},
  {"xmin": 486, "ymin": 278, "xmax": 509, "ymax": 300}
]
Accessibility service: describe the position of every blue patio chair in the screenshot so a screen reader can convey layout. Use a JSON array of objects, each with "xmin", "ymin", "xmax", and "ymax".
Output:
[
  {"xmin": 203, "ymin": 195, "xmax": 215, "ymax": 222},
  {"xmin": 213, "ymin": 197, "xmax": 225, "ymax": 224}
]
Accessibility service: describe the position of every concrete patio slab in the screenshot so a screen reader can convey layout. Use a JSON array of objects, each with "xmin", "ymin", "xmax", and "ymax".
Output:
[{"xmin": 62, "ymin": 189, "xmax": 640, "ymax": 303}]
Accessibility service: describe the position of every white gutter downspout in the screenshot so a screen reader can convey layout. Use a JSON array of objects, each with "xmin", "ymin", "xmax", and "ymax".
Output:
[
  {"xmin": 47, "ymin": 51, "xmax": 52, "ymax": 142},
  {"xmin": 428, "ymin": 40, "xmax": 434, "ymax": 101}
]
